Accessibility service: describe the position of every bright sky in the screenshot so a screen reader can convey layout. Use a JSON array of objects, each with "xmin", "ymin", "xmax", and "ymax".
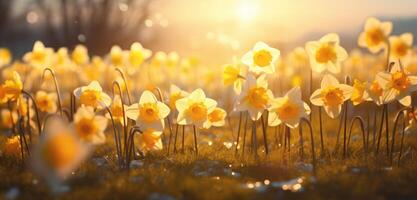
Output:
[{"xmin": 157, "ymin": 0, "xmax": 417, "ymax": 41}]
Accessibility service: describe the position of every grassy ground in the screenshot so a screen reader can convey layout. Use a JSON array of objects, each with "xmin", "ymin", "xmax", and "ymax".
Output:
[{"xmin": 1, "ymin": 113, "xmax": 417, "ymax": 200}]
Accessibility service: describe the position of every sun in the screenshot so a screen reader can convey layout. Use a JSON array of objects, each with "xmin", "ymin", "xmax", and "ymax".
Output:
[{"xmin": 236, "ymin": 0, "xmax": 259, "ymax": 23}]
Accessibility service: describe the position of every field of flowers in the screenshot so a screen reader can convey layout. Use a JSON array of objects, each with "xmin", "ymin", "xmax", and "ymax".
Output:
[{"xmin": 1, "ymin": 17, "xmax": 417, "ymax": 199}]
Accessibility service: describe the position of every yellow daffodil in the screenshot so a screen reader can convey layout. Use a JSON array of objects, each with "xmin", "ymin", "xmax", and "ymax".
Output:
[
  {"xmin": 73, "ymin": 81, "xmax": 111, "ymax": 108},
  {"xmin": 16, "ymin": 96, "xmax": 34, "ymax": 119},
  {"xmin": 367, "ymin": 79, "xmax": 385, "ymax": 106},
  {"xmin": 129, "ymin": 42, "xmax": 152, "ymax": 67},
  {"xmin": 236, "ymin": 74, "xmax": 273, "ymax": 121},
  {"xmin": 176, "ymin": 88, "xmax": 217, "ymax": 127},
  {"xmin": 105, "ymin": 95, "xmax": 127, "ymax": 125},
  {"xmin": 358, "ymin": 17, "xmax": 392, "ymax": 53},
  {"xmin": 310, "ymin": 74, "xmax": 353, "ymax": 118},
  {"xmin": 2, "ymin": 135, "xmax": 21, "ymax": 157},
  {"xmin": 350, "ymin": 79, "xmax": 369, "ymax": 106},
  {"xmin": 203, "ymin": 107, "xmax": 227, "ymax": 129},
  {"xmin": 33, "ymin": 118, "xmax": 89, "ymax": 178},
  {"xmin": 151, "ymin": 51, "xmax": 167, "ymax": 68},
  {"xmin": 168, "ymin": 85, "xmax": 189, "ymax": 111},
  {"xmin": 23, "ymin": 41, "xmax": 53, "ymax": 68},
  {"xmin": 242, "ymin": 42, "xmax": 280, "ymax": 74},
  {"xmin": 110, "ymin": 45, "xmax": 126, "ymax": 66},
  {"xmin": 74, "ymin": 106, "xmax": 108, "ymax": 144},
  {"xmin": 1, "ymin": 109, "xmax": 18, "ymax": 129},
  {"xmin": 126, "ymin": 90, "xmax": 170, "ymax": 130},
  {"xmin": 223, "ymin": 63, "xmax": 245, "ymax": 94},
  {"xmin": 288, "ymin": 47, "xmax": 309, "ymax": 69},
  {"xmin": 72, "ymin": 44, "xmax": 89, "ymax": 65},
  {"xmin": 306, "ymin": 33, "xmax": 348, "ymax": 74},
  {"xmin": 389, "ymin": 33, "xmax": 413, "ymax": 60},
  {"xmin": 138, "ymin": 128, "xmax": 163, "ymax": 153},
  {"xmin": 2, "ymin": 71, "xmax": 23, "ymax": 101},
  {"xmin": 268, "ymin": 87, "xmax": 310, "ymax": 128},
  {"xmin": 375, "ymin": 63, "xmax": 417, "ymax": 106},
  {"xmin": 35, "ymin": 91, "xmax": 57, "ymax": 113},
  {"xmin": 166, "ymin": 51, "xmax": 180, "ymax": 68},
  {"xmin": 0, "ymin": 48, "xmax": 12, "ymax": 67}
]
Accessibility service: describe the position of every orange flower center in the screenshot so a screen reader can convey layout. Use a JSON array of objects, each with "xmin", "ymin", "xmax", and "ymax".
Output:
[
  {"xmin": 391, "ymin": 72, "xmax": 410, "ymax": 91},
  {"xmin": 76, "ymin": 118, "xmax": 97, "ymax": 140},
  {"xmin": 80, "ymin": 90, "xmax": 100, "ymax": 107},
  {"xmin": 315, "ymin": 44, "xmax": 337, "ymax": 63},
  {"xmin": 321, "ymin": 86, "xmax": 344, "ymax": 106},
  {"xmin": 245, "ymin": 87, "xmax": 269, "ymax": 109},
  {"xmin": 187, "ymin": 102, "xmax": 208, "ymax": 121},
  {"xmin": 277, "ymin": 100, "xmax": 300, "ymax": 120},
  {"xmin": 139, "ymin": 103, "xmax": 159, "ymax": 123},
  {"xmin": 366, "ymin": 28, "xmax": 385, "ymax": 46},
  {"xmin": 43, "ymin": 132, "xmax": 78, "ymax": 169},
  {"xmin": 253, "ymin": 50, "xmax": 272, "ymax": 67},
  {"xmin": 208, "ymin": 109, "xmax": 225, "ymax": 123}
]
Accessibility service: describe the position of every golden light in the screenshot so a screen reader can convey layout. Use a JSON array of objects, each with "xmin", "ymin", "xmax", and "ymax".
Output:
[{"xmin": 235, "ymin": 0, "xmax": 259, "ymax": 23}]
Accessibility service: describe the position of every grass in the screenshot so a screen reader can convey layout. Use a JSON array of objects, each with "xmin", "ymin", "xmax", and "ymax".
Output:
[{"xmin": 1, "ymin": 110, "xmax": 417, "ymax": 200}]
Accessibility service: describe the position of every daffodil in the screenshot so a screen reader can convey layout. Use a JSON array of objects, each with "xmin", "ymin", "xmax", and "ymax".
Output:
[
  {"xmin": 389, "ymin": 33, "xmax": 413, "ymax": 60},
  {"xmin": 203, "ymin": 107, "xmax": 227, "ymax": 129},
  {"xmin": 2, "ymin": 71, "xmax": 23, "ymax": 101},
  {"xmin": 288, "ymin": 47, "xmax": 309, "ymax": 69},
  {"xmin": 129, "ymin": 42, "xmax": 152, "ymax": 67},
  {"xmin": 16, "ymin": 96, "xmax": 34, "ymax": 119},
  {"xmin": 138, "ymin": 128, "xmax": 163, "ymax": 153},
  {"xmin": 268, "ymin": 87, "xmax": 310, "ymax": 128},
  {"xmin": 223, "ymin": 63, "xmax": 245, "ymax": 94},
  {"xmin": 73, "ymin": 106, "xmax": 108, "ymax": 144},
  {"xmin": 71, "ymin": 44, "xmax": 89, "ymax": 65},
  {"xmin": 73, "ymin": 81, "xmax": 111, "ymax": 108},
  {"xmin": 350, "ymin": 79, "xmax": 369, "ymax": 106},
  {"xmin": 0, "ymin": 48, "xmax": 12, "ymax": 67},
  {"xmin": 110, "ymin": 45, "xmax": 126, "ymax": 66},
  {"xmin": 105, "ymin": 95, "xmax": 127, "ymax": 124},
  {"xmin": 236, "ymin": 74, "xmax": 273, "ymax": 121},
  {"xmin": 176, "ymin": 89, "xmax": 217, "ymax": 127},
  {"xmin": 23, "ymin": 41, "xmax": 53, "ymax": 68},
  {"xmin": 33, "ymin": 118, "xmax": 89, "ymax": 178},
  {"xmin": 168, "ymin": 85, "xmax": 189, "ymax": 111},
  {"xmin": 126, "ymin": 90, "xmax": 170, "ymax": 130},
  {"xmin": 0, "ymin": 85, "xmax": 8, "ymax": 104},
  {"xmin": 367, "ymin": 79, "xmax": 385, "ymax": 106},
  {"xmin": 2, "ymin": 135, "xmax": 21, "ymax": 157},
  {"xmin": 35, "ymin": 91, "xmax": 57, "ymax": 113},
  {"xmin": 310, "ymin": 74, "xmax": 353, "ymax": 118},
  {"xmin": 1, "ymin": 109, "xmax": 18, "ymax": 129},
  {"xmin": 358, "ymin": 17, "xmax": 392, "ymax": 53},
  {"xmin": 166, "ymin": 51, "xmax": 180, "ymax": 68},
  {"xmin": 241, "ymin": 42, "xmax": 280, "ymax": 74},
  {"xmin": 375, "ymin": 63, "xmax": 417, "ymax": 106},
  {"xmin": 151, "ymin": 51, "xmax": 167, "ymax": 68},
  {"xmin": 306, "ymin": 33, "xmax": 348, "ymax": 74}
]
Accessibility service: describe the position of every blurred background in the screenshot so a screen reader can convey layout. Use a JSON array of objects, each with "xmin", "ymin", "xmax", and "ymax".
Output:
[{"xmin": 1, "ymin": 0, "xmax": 417, "ymax": 65}]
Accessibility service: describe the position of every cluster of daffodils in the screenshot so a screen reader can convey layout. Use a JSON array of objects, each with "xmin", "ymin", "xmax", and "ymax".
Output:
[
  {"xmin": 224, "ymin": 42, "xmax": 311, "ymax": 130},
  {"xmin": 0, "ymin": 16, "xmax": 416, "ymax": 186}
]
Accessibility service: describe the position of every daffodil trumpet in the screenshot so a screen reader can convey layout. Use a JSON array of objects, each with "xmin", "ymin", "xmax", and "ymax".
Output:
[
  {"xmin": 346, "ymin": 116, "xmax": 367, "ymax": 159},
  {"xmin": 21, "ymin": 90, "xmax": 42, "ymax": 135},
  {"xmin": 112, "ymin": 81, "xmax": 129, "ymax": 167},
  {"xmin": 42, "ymin": 68, "xmax": 63, "ymax": 116},
  {"xmin": 390, "ymin": 109, "xmax": 407, "ymax": 166},
  {"xmin": 298, "ymin": 118, "xmax": 316, "ymax": 173}
]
